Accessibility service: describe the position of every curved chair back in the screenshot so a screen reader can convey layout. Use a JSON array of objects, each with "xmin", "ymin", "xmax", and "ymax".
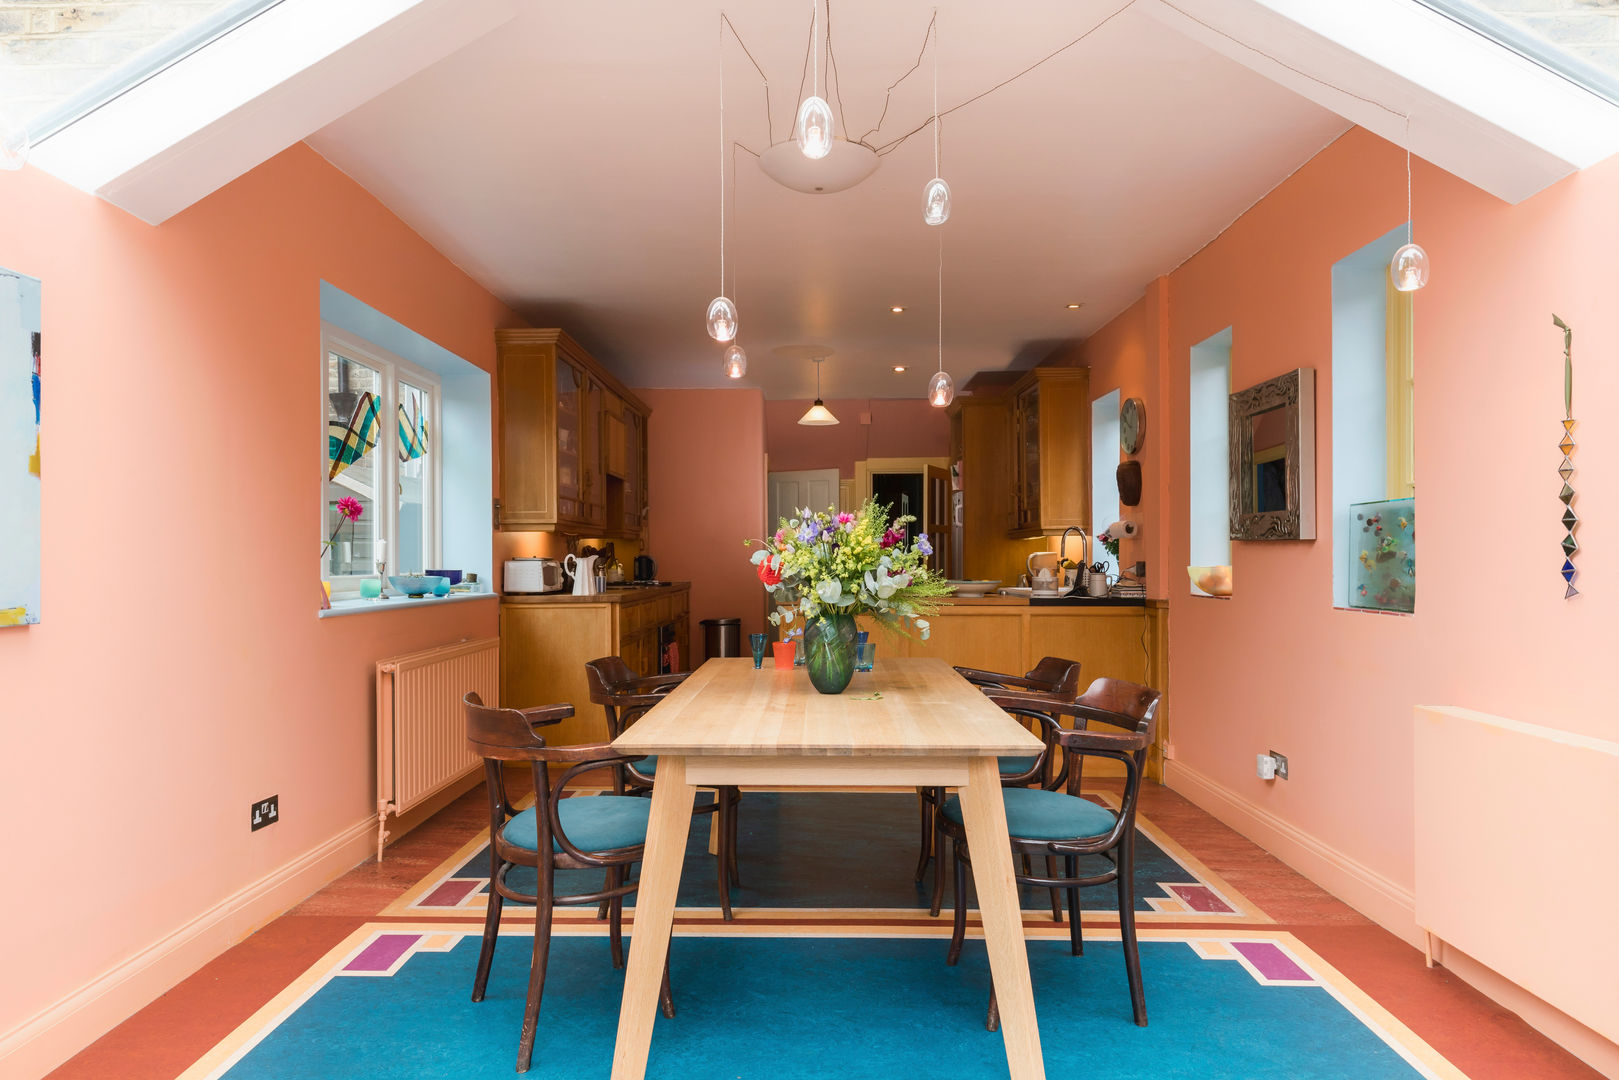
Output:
[{"xmin": 1026, "ymin": 656, "xmax": 1082, "ymax": 701}]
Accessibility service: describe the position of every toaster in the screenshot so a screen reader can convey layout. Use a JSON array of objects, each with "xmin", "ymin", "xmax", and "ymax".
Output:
[{"xmin": 504, "ymin": 558, "xmax": 565, "ymax": 594}]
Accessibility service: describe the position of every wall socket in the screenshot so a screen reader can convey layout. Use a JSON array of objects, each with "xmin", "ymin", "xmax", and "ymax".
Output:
[
  {"xmin": 1269, "ymin": 751, "xmax": 1289, "ymax": 780},
  {"xmin": 251, "ymin": 795, "xmax": 279, "ymax": 831}
]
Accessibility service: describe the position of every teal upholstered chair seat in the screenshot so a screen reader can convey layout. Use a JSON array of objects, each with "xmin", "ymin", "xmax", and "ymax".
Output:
[
  {"xmin": 997, "ymin": 755, "xmax": 1040, "ymax": 776},
  {"xmin": 628, "ymin": 755, "xmax": 657, "ymax": 775},
  {"xmin": 942, "ymin": 787, "xmax": 1115, "ymax": 842},
  {"xmin": 501, "ymin": 797, "xmax": 652, "ymax": 854}
]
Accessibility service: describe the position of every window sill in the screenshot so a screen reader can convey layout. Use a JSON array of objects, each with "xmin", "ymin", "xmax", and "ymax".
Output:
[
  {"xmin": 318, "ymin": 591, "xmax": 497, "ymax": 619},
  {"xmin": 1331, "ymin": 605, "xmax": 1414, "ymax": 618}
]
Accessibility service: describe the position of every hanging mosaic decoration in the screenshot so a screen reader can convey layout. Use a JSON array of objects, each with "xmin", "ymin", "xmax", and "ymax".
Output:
[{"xmin": 1553, "ymin": 314, "xmax": 1578, "ymax": 599}]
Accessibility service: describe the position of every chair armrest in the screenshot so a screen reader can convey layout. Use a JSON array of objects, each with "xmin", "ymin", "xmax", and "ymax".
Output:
[
  {"xmin": 631, "ymin": 673, "xmax": 688, "ymax": 693},
  {"xmin": 517, "ymin": 704, "xmax": 572, "ymax": 728},
  {"xmin": 1055, "ymin": 726, "xmax": 1150, "ymax": 755},
  {"xmin": 956, "ymin": 666, "xmax": 1053, "ymax": 693}
]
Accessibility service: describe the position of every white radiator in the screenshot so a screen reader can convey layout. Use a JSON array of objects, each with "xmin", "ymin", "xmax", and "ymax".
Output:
[
  {"xmin": 375, "ymin": 637, "xmax": 498, "ymax": 860},
  {"xmin": 1414, "ymin": 705, "xmax": 1619, "ymax": 1042}
]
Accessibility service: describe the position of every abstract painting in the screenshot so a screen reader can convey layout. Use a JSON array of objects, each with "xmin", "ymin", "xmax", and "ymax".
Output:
[{"xmin": 0, "ymin": 268, "xmax": 41, "ymax": 627}]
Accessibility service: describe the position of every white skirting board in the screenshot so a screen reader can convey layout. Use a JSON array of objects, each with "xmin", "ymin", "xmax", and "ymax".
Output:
[{"xmin": 0, "ymin": 817, "xmax": 374, "ymax": 1080}]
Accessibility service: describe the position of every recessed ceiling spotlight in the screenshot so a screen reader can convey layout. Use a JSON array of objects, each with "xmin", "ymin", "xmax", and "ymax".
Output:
[
  {"xmin": 892, "ymin": 365, "xmax": 907, "ymax": 373},
  {"xmin": 1066, "ymin": 303, "xmax": 1082, "ymax": 310},
  {"xmin": 891, "ymin": 306, "xmax": 905, "ymax": 313}
]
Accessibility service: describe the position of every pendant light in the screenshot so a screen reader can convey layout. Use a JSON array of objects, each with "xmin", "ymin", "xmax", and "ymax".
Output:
[
  {"xmin": 927, "ymin": 226, "xmax": 954, "ymax": 408},
  {"xmin": 707, "ymin": 17, "xmax": 739, "ymax": 342},
  {"xmin": 798, "ymin": 354, "xmax": 839, "ymax": 426},
  {"xmin": 724, "ymin": 343, "xmax": 748, "ymax": 379},
  {"xmin": 795, "ymin": 0, "xmax": 833, "ymax": 160},
  {"xmin": 1390, "ymin": 119, "xmax": 1429, "ymax": 292},
  {"xmin": 922, "ymin": 15, "xmax": 950, "ymax": 226}
]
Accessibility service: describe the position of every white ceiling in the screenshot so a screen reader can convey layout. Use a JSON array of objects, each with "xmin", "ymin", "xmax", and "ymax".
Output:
[{"xmin": 308, "ymin": 1, "xmax": 1348, "ymax": 399}]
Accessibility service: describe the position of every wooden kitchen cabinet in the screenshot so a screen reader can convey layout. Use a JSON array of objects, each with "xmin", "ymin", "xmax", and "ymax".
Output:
[
  {"xmin": 495, "ymin": 329, "xmax": 650, "ymax": 535},
  {"xmin": 1007, "ymin": 367, "xmax": 1091, "ymax": 537},
  {"xmin": 500, "ymin": 585, "xmax": 691, "ymax": 746}
]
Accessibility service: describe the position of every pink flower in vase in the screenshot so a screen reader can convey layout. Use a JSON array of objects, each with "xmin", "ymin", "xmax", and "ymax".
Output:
[{"xmin": 336, "ymin": 496, "xmax": 364, "ymax": 522}]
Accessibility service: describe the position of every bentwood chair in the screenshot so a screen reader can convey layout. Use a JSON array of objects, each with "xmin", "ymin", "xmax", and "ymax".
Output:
[
  {"xmin": 464, "ymin": 692, "xmax": 674, "ymax": 1074},
  {"xmin": 915, "ymin": 657, "xmax": 1082, "ymax": 916},
  {"xmin": 938, "ymin": 679, "xmax": 1161, "ymax": 1029},
  {"xmin": 584, "ymin": 657, "xmax": 743, "ymax": 920}
]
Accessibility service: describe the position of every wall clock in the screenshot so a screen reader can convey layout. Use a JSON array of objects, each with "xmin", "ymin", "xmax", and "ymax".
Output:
[{"xmin": 1120, "ymin": 397, "xmax": 1146, "ymax": 456}]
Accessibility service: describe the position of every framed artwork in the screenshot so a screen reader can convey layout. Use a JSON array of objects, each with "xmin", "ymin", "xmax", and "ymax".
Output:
[{"xmin": 1, "ymin": 268, "xmax": 41, "ymax": 627}]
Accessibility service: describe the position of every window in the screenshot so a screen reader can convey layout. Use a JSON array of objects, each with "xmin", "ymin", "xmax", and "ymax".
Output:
[
  {"xmin": 1189, "ymin": 328, "xmax": 1232, "ymax": 595},
  {"xmin": 1090, "ymin": 389, "xmax": 1121, "ymax": 581},
  {"xmin": 322, "ymin": 326, "xmax": 441, "ymax": 593},
  {"xmin": 1415, "ymin": 0, "xmax": 1619, "ymax": 107},
  {"xmin": 1331, "ymin": 226, "xmax": 1415, "ymax": 608}
]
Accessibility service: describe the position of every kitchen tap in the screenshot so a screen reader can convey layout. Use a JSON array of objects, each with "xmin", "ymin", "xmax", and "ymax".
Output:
[{"xmin": 1060, "ymin": 527, "xmax": 1089, "ymax": 594}]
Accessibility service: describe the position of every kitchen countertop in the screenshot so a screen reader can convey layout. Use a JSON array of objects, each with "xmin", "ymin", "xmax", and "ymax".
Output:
[
  {"xmin": 941, "ymin": 593, "xmax": 1148, "ymax": 609},
  {"xmin": 500, "ymin": 581, "xmax": 690, "ymax": 605}
]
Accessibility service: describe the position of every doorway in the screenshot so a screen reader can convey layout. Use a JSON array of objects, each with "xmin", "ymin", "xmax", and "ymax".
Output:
[{"xmin": 767, "ymin": 468, "xmax": 840, "ymax": 531}]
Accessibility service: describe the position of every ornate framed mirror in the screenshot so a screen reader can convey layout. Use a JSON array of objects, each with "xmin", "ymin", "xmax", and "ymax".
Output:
[{"xmin": 1229, "ymin": 367, "xmax": 1316, "ymax": 540}]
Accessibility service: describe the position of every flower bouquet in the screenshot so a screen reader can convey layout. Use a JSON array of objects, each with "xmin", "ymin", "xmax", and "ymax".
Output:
[{"xmin": 747, "ymin": 499, "xmax": 952, "ymax": 694}]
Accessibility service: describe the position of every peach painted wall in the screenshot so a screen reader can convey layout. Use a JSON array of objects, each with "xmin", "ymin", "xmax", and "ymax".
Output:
[
  {"xmin": 638, "ymin": 388, "xmax": 768, "ymax": 653},
  {"xmin": 0, "ymin": 145, "xmax": 522, "ymax": 1068},
  {"xmin": 1100, "ymin": 125, "xmax": 1617, "ymax": 946},
  {"xmin": 1047, "ymin": 278, "xmax": 1171, "ymax": 597},
  {"xmin": 764, "ymin": 397, "xmax": 950, "ymax": 478}
]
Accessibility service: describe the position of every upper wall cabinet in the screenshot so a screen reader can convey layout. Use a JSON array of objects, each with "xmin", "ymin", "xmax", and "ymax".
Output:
[
  {"xmin": 1007, "ymin": 367, "xmax": 1091, "ymax": 538},
  {"xmin": 495, "ymin": 329, "xmax": 650, "ymax": 535}
]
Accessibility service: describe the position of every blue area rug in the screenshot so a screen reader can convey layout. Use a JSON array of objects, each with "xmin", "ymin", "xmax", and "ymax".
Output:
[
  {"xmin": 195, "ymin": 930, "xmax": 1446, "ymax": 1080},
  {"xmin": 430, "ymin": 792, "xmax": 1235, "ymax": 914}
]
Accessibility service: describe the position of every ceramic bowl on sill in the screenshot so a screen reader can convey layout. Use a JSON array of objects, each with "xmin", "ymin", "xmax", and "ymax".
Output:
[
  {"xmin": 390, "ymin": 575, "xmax": 449, "ymax": 598},
  {"xmin": 426, "ymin": 569, "xmax": 463, "ymax": 585},
  {"xmin": 1187, "ymin": 565, "xmax": 1233, "ymax": 597}
]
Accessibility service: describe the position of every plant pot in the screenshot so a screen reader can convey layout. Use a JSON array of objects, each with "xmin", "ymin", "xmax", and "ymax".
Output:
[
  {"xmin": 804, "ymin": 613, "xmax": 858, "ymax": 694},
  {"xmin": 772, "ymin": 641, "xmax": 796, "ymax": 670}
]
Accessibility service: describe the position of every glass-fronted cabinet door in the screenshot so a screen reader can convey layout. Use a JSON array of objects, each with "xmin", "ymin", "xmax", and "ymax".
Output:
[
  {"xmin": 1018, "ymin": 382, "xmax": 1041, "ymax": 530},
  {"xmin": 579, "ymin": 373, "xmax": 605, "ymax": 530},
  {"xmin": 555, "ymin": 358, "xmax": 583, "ymax": 524},
  {"xmin": 623, "ymin": 408, "xmax": 645, "ymax": 538}
]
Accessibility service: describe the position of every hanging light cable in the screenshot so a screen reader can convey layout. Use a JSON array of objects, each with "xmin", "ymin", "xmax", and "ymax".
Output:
[
  {"xmin": 724, "ymin": 141, "xmax": 748, "ymax": 379},
  {"xmin": 1390, "ymin": 116, "xmax": 1429, "ymax": 292},
  {"xmin": 707, "ymin": 15, "xmax": 739, "ymax": 343},
  {"xmin": 795, "ymin": 0, "xmax": 833, "ymax": 159},
  {"xmin": 927, "ymin": 225, "xmax": 954, "ymax": 407},
  {"xmin": 922, "ymin": 13, "xmax": 950, "ymax": 226}
]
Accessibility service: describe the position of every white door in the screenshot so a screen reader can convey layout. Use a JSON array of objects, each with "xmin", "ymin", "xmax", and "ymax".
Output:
[{"xmin": 768, "ymin": 469, "xmax": 841, "ymax": 531}]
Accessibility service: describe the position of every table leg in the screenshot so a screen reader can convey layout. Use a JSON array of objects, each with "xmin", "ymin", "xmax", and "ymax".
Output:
[
  {"xmin": 957, "ymin": 756, "xmax": 1046, "ymax": 1080},
  {"xmin": 611, "ymin": 755, "xmax": 696, "ymax": 1080}
]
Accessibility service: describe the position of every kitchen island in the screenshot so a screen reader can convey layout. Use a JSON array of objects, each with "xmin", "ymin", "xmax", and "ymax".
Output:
[{"xmin": 860, "ymin": 595, "xmax": 1168, "ymax": 780}]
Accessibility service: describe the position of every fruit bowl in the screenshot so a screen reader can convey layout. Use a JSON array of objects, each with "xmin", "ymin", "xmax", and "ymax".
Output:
[{"xmin": 390, "ymin": 575, "xmax": 449, "ymax": 598}]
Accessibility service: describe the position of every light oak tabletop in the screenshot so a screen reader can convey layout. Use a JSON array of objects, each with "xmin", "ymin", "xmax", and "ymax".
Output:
[{"xmin": 611, "ymin": 656, "xmax": 1046, "ymax": 758}]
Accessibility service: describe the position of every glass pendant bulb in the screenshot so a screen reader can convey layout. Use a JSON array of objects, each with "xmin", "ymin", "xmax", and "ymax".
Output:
[
  {"xmin": 1389, "ymin": 243, "xmax": 1430, "ymax": 292},
  {"xmin": 927, "ymin": 370, "xmax": 955, "ymax": 408},
  {"xmin": 723, "ymin": 344, "xmax": 747, "ymax": 379},
  {"xmin": 922, "ymin": 177, "xmax": 951, "ymax": 226},
  {"xmin": 706, "ymin": 296, "xmax": 739, "ymax": 342},
  {"xmin": 0, "ymin": 112, "xmax": 28, "ymax": 171},
  {"xmin": 795, "ymin": 96, "xmax": 833, "ymax": 160}
]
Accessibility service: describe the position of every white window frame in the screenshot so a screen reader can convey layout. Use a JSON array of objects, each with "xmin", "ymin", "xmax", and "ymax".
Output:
[{"xmin": 320, "ymin": 323, "xmax": 443, "ymax": 596}]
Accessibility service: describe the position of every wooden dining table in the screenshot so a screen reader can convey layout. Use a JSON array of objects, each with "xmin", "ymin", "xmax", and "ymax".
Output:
[{"xmin": 608, "ymin": 656, "xmax": 1049, "ymax": 1080}]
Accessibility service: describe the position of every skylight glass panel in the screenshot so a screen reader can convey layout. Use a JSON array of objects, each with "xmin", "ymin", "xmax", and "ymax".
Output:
[
  {"xmin": 1418, "ymin": 0, "xmax": 1619, "ymax": 105},
  {"xmin": 0, "ymin": 0, "xmax": 283, "ymax": 143}
]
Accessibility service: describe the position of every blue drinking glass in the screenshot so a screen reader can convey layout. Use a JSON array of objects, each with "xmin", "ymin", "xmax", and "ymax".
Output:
[
  {"xmin": 749, "ymin": 633, "xmax": 767, "ymax": 669},
  {"xmin": 360, "ymin": 578, "xmax": 382, "ymax": 599}
]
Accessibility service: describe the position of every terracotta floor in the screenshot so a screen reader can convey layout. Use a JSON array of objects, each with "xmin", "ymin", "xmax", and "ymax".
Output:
[{"xmin": 47, "ymin": 778, "xmax": 1602, "ymax": 1080}]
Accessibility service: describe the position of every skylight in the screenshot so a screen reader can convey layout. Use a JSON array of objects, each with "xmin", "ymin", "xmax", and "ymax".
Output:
[
  {"xmin": 0, "ymin": 0, "xmax": 284, "ymax": 143},
  {"xmin": 1417, "ymin": 0, "xmax": 1619, "ymax": 105}
]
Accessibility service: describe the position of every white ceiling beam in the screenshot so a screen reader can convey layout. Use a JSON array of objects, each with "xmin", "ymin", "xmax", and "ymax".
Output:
[
  {"xmin": 1141, "ymin": 0, "xmax": 1619, "ymax": 203},
  {"xmin": 29, "ymin": 0, "xmax": 519, "ymax": 225}
]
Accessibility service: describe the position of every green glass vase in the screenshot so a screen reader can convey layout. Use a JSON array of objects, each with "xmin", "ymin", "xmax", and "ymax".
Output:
[{"xmin": 804, "ymin": 613, "xmax": 859, "ymax": 694}]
